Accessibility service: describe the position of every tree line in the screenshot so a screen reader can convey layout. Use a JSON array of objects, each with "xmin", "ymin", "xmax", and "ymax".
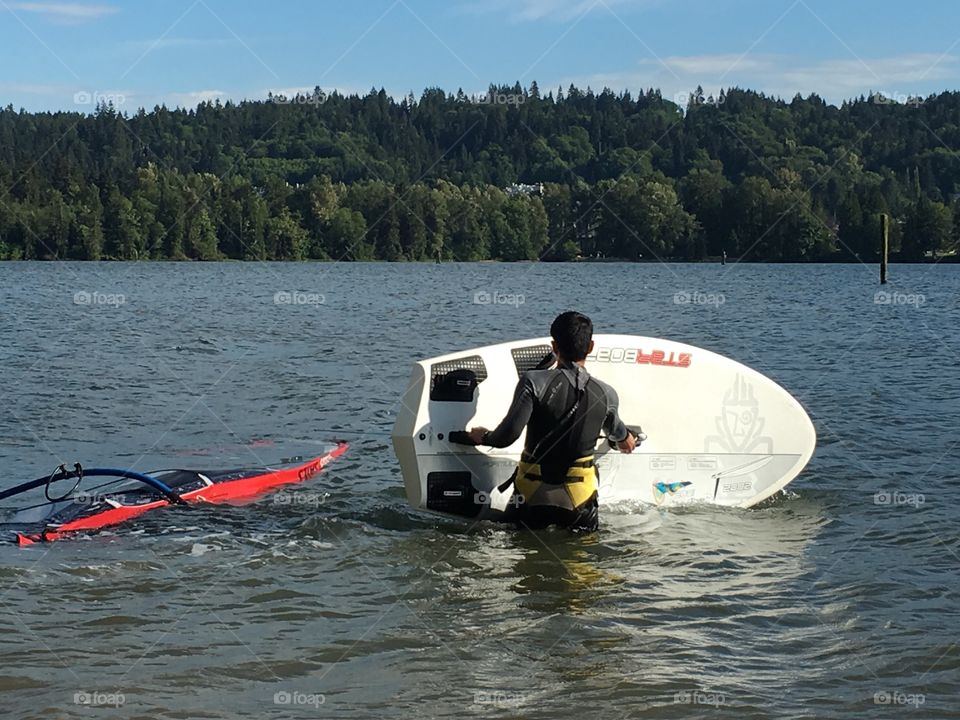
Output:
[{"xmin": 0, "ymin": 83, "xmax": 958, "ymax": 262}]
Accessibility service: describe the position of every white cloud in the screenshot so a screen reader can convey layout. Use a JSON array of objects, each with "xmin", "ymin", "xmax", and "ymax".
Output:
[
  {"xmin": 0, "ymin": 82, "xmax": 128, "ymax": 106},
  {"xmin": 123, "ymin": 37, "xmax": 241, "ymax": 52},
  {"xmin": 262, "ymin": 85, "xmax": 322, "ymax": 98},
  {"xmin": 165, "ymin": 86, "xmax": 380, "ymax": 109},
  {"xmin": 463, "ymin": 0, "xmax": 661, "ymax": 22},
  {"xmin": 560, "ymin": 52, "xmax": 960, "ymax": 106},
  {"xmin": 511, "ymin": 0, "xmax": 604, "ymax": 21},
  {"xmin": 255, "ymin": 84, "xmax": 376, "ymax": 101},
  {"xmin": 781, "ymin": 54, "xmax": 958, "ymax": 96},
  {"xmin": 164, "ymin": 90, "xmax": 229, "ymax": 108},
  {"xmin": 0, "ymin": 82, "xmax": 66, "ymax": 96},
  {"xmin": 7, "ymin": 2, "xmax": 118, "ymax": 23},
  {"xmin": 648, "ymin": 54, "xmax": 774, "ymax": 76}
]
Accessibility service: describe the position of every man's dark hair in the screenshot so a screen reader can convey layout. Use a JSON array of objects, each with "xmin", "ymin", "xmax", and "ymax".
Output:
[{"xmin": 551, "ymin": 311, "xmax": 593, "ymax": 361}]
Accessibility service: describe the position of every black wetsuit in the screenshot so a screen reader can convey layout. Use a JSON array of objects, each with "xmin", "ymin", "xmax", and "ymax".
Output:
[{"xmin": 481, "ymin": 360, "xmax": 629, "ymax": 531}]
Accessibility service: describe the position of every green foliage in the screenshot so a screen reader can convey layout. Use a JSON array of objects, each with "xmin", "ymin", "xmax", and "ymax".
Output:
[
  {"xmin": 187, "ymin": 208, "xmax": 220, "ymax": 260},
  {"xmin": 266, "ymin": 208, "xmax": 308, "ymax": 261},
  {"xmin": 903, "ymin": 197, "xmax": 954, "ymax": 259},
  {"xmin": 1, "ymin": 85, "xmax": 959, "ymax": 261},
  {"xmin": 325, "ymin": 207, "xmax": 371, "ymax": 260}
]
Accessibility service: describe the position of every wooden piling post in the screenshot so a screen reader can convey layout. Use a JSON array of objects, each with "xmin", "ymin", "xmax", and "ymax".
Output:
[{"xmin": 880, "ymin": 213, "xmax": 889, "ymax": 284}]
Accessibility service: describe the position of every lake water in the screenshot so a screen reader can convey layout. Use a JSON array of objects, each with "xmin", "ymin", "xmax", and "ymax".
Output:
[{"xmin": 0, "ymin": 261, "xmax": 958, "ymax": 719}]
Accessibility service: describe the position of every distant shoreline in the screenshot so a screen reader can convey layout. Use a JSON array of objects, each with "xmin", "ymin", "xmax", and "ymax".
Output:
[
  {"xmin": 1, "ymin": 256, "xmax": 956, "ymax": 265},
  {"xmin": 2, "ymin": 85, "xmax": 958, "ymax": 265}
]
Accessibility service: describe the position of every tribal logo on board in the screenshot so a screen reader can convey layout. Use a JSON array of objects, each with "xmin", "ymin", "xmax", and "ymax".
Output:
[{"xmin": 704, "ymin": 376, "xmax": 773, "ymax": 453}]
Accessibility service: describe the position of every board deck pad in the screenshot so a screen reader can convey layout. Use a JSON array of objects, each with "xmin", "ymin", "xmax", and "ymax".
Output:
[{"xmin": 392, "ymin": 335, "xmax": 816, "ymax": 520}]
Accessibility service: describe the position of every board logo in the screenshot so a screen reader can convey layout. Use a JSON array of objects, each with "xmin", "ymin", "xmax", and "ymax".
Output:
[
  {"xmin": 653, "ymin": 481, "xmax": 693, "ymax": 505},
  {"xmin": 721, "ymin": 480, "xmax": 753, "ymax": 494},
  {"xmin": 588, "ymin": 347, "xmax": 691, "ymax": 368},
  {"xmin": 705, "ymin": 376, "xmax": 773, "ymax": 453},
  {"xmin": 298, "ymin": 459, "xmax": 323, "ymax": 481}
]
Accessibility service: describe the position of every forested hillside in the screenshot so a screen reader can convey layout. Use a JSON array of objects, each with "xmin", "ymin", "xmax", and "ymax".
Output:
[{"xmin": 0, "ymin": 83, "xmax": 958, "ymax": 261}]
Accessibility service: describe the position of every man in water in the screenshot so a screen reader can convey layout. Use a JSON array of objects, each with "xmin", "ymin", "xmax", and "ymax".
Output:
[{"xmin": 465, "ymin": 311, "xmax": 636, "ymax": 532}]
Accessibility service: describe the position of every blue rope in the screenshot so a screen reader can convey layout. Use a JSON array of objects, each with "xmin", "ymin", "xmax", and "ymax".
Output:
[{"xmin": 0, "ymin": 467, "xmax": 184, "ymax": 506}]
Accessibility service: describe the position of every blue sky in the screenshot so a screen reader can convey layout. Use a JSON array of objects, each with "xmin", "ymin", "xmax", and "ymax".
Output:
[{"xmin": 2, "ymin": 0, "xmax": 959, "ymax": 112}]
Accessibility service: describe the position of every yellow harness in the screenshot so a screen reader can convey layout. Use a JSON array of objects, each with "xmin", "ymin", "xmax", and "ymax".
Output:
[{"xmin": 515, "ymin": 455, "xmax": 598, "ymax": 510}]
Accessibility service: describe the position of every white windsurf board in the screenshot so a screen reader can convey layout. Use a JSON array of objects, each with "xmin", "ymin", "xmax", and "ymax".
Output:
[{"xmin": 392, "ymin": 335, "xmax": 816, "ymax": 520}]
